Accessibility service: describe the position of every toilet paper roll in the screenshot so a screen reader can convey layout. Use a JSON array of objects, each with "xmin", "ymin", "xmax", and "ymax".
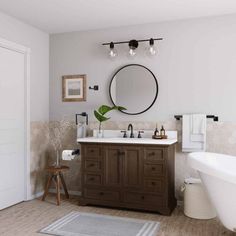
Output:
[{"xmin": 62, "ymin": 150, "xmax": 77, "ymax": 161}]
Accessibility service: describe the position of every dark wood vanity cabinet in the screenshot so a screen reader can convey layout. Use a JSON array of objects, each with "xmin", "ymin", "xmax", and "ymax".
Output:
[{"xmin": 79, "ymin": 143, "xmax": 177, "ymax": 215}]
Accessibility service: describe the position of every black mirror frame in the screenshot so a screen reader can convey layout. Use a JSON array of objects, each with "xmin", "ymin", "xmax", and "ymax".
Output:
[{"xmin": 109, "ymin": 64, "xmax": 159, "ymax": 115}]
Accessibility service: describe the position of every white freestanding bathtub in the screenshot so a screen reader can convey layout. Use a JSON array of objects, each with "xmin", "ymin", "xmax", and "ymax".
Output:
[{"xmin": 188, "ymin": 152, "xmax": 236, "ymax": 232}]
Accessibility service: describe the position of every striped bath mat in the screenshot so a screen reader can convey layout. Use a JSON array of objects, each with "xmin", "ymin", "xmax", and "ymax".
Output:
[{"xmin": 40, "ymin": 211, "xmax": 159, "ymax": 236}]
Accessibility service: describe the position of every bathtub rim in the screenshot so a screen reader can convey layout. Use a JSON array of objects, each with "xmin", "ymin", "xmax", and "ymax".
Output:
[{"xmin": 188, "ymin": 152, "xmax": 236, "ymax": 185}]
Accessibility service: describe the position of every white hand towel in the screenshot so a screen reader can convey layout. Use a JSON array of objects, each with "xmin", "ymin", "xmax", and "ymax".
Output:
[
  {"xmin": 77, "ymin": 123, "xmax": 87, "ymax": 139},
  {"xmin": 182, "ymin": 114, "xmax": 206, "ymax": 152},
  {"xmin": 190, "ymin": 114, "xmax": 206, "ymax": 144},
  {"xmin": 191, "ymin": 114, "xmax": 206, "ymax": 134}
]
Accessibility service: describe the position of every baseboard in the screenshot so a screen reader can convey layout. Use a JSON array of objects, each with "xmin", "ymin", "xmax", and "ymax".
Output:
[
  {"xmin": 48, "ymin": 188, "xmax": 81, "ymax": 196},
  {"xmin": 29, "ymin": 189, "xmax": 81, "ymax": 200},
  {"xmin": 29, "ymin": 191, "xmax": 44, "ymax": 200}
]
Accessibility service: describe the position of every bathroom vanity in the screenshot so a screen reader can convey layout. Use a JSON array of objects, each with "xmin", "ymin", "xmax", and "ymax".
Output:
[{"xmin": 77, "ymin": 135, "xmax": 177, "ymax": 215}]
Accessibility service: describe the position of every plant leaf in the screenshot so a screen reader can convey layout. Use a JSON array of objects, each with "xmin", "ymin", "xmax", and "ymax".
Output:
[
  {"xmin": 98, "ymin": 105, "xmax": 114, "ymax": 115},
  {"xmin": 116, "ymin": 106, "xmax": 127, "ymax": 111},
  {"xmin": 94, "ymin": 110, "xmax": 110, "ymax": 122}
]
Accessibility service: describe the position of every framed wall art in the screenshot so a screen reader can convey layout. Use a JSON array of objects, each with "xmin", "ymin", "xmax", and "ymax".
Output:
[{"xmin": 62, "ymin": 74, "xmax": 86, "ymax": 102}]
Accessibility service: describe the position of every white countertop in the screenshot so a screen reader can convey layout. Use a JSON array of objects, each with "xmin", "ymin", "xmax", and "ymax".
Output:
[{"xmin": 77, "ymin": 137, "xmax": 177, "ymax": 145}]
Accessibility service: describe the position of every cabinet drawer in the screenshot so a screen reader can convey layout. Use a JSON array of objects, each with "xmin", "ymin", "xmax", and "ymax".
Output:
[
  {"xmin": 144, "ymin": 148, "xmax": 164, "ymax": 162},
  {"xmin": 84, "ymin": 188, "xmax": 120, "ymax": 201},
  {"xmin": 84, "ymin": 160, "xmax": 102, "ymax": 172},
  {"xmin": 124, "ymin": 192, "xmax": 163, "ymax": 205},
  {"xmin": 144, "ymin": 164, "xmax": 164, "ymax": 176},
  {"xmin": 84, "ymin": 146, "xmax": 101, "ymax": 159},
  {"xmin": 84, "ymin": 174, "xmax": 102, "ymax": 185},
  {"xmin": 144, "ymin": 179, "xmax": 164, "ymax": 193}
]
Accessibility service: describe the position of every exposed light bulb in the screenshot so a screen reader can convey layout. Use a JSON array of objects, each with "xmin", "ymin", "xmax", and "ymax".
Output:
[
  {"xmin": 129, "ymin": 48, "xmax": 136, "ymax": 57},
  {"xmin": 109, "ymin": 49, "xmax": 117, "ymax": 58},
  {"xmin": 149, "ymin": 46, "xmax": 156, "ymax": 56},
  {"xmin": 147, "ymin": 38, "xmax": 157, "ymax": 56},
  {"xmin": 128, "ymin": 40, "xmax": 138, "ymax": 58},
  {"xmin": 108, "ymin": 42, "xmax": 117, "ymax": 59}
]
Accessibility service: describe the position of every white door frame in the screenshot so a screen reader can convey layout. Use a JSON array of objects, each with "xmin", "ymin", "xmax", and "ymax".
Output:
[{"xmin": 0, "ymin": 37, "xmax": 31, "ymax": 201}]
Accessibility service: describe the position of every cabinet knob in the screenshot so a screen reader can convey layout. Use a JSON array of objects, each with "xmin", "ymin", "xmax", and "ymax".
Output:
[
  {"xmin": 149, "ymin": 152, "xmax": 155, "ymax": 156},
  {"xmin": 141, "ymin": 195, "xmax": 145, "ymax": 200},
  {"xmin": 89, "ymin": 163, "xmax": 95, "ymax": 167},
  {"xmin": 99, "ymin": 192, "xmax": 104, "ymax": 196},
  {"xmin": 152, "ymin": 167, "xmax": 156, "ymax": 171},
  {"xmin": 151, "ymin": 181, "xmax": 156, "ymax": 186},
  {"xmin": 89, "ymin": 177, "xmax": 94, "ymax": 181},
  {"xmin": 90, "ymin": 149, "xmax": 94, "ymax": 153}
]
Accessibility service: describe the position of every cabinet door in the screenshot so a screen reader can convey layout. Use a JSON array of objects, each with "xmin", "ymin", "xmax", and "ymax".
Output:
[
  {"xmin": 123, "ymin": 146, "xmax": 143, "ymax": 189},
  {"xmin": 104, "ymin": 146, "xmax": 122, "ymax": 187}
]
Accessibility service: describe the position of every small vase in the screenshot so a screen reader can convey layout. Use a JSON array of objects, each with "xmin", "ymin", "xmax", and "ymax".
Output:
[
  {"xmin": 55, "ymin": 150, "xmax": 61, "ymax": 167},
  {"xmin": 97, "ymin": 129, "xmax": 104, "ymax": 138}
]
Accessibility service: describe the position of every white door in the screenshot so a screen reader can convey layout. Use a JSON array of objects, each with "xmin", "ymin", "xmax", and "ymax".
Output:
[{"xmin": 0, "ymin": 45, "xmax": 25, "ymax": 209}]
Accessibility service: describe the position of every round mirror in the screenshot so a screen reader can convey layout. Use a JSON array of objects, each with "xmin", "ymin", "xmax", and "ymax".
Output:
[{"xmin": 109, "ymin": 64, "xmax": 158, "ymax": 115}]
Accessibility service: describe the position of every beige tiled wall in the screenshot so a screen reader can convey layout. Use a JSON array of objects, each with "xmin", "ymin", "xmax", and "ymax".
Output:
[
  {"xmin": 30, "ymin": 121, "xmax": 50, "ymax": 196},
  {"xmin": 30, "ymin": 119, "xmax": 236, "ymax": 199}
]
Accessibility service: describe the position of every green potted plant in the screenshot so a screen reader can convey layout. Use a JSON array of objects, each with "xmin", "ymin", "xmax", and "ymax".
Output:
[{"xmin": 94, "ymin": 105, "xmax": 126, "ymax": 137}]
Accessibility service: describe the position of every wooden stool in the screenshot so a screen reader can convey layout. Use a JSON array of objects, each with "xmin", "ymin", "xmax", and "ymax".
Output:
[{"xmin": 42, "ymin": 165, "xmax": 69, "ymax": 205}]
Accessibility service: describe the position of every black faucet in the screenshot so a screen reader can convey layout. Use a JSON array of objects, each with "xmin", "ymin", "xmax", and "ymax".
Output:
[{"xmin": 127, "ymin": 124, "xmax": 134, "ymax": 138}]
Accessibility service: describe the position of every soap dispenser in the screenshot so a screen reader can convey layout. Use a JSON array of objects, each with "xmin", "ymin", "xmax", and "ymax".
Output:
[
  {"xmin": 160, "ymin": 125, "xmax": 165, "ymax": 137},
  {"xmin": 160, "ymin": 125, "xmax": 168, "ymax": 139},
  {"xmin": 152, "ymin": 123, "xmax": 160, "ymax": 139},
  {"xmin": 154, "ymin": 125, "xmax": 159, "ymax": 136}
]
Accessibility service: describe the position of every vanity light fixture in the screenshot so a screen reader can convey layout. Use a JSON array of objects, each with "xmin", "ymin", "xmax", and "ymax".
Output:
[
  {"xmin": 108, "ymin": 42, "xmax": 117, "ymax": 58},
  {"xmin": 102, "ymin": 37, "xmax": 162, "ymax": 59}
]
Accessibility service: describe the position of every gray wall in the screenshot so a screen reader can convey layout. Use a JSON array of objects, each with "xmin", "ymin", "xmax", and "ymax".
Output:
[
  {"xmin": 0, "ymin": 11, "xmax": 49, "ymax": 121},
  {"xmin": 50, "ymin": 14, "xmax": 236, "ymax": 122}
]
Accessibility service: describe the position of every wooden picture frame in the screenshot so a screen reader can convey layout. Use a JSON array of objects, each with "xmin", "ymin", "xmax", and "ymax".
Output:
[{"xmin": 62, "ymin": 74, "xmax": 86, "ymax": 102}]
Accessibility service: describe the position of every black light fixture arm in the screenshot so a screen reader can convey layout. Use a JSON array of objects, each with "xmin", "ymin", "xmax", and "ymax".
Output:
[{"xmin": 102, "ymin": 38, "xmax": 163, "ymax": 46}]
